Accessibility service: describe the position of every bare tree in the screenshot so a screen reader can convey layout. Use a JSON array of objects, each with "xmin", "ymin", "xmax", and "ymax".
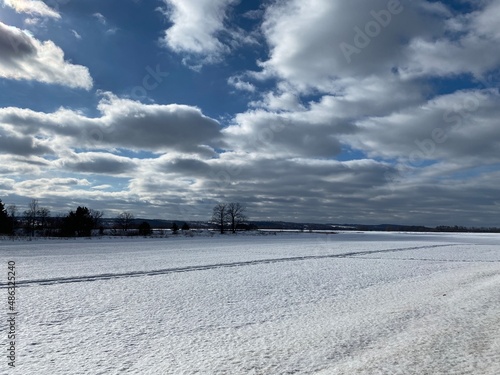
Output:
[
  {"xmin": 226, "ymin": 202, "xmax": 246, "ymax": 233},
  {"xmin": 6, "ymin": 204, "xmax": 17, "ymax": 219},
  {"xmin": 116, "ymin": 211, "xmax": 134, "ymax": 233},
  {"xmin": 38, "ymin": 207, "xmax": 50, "ymax": 232},
  {"xmin": 89, "ymin": 209, "xmax": 104, "ymax": 229},
  {"xmin": 211, "ymin": 203, "xmax": 227, "ymax": 234},
  {"xmin": 24, "ymin": 199, "xmax": 39, "ymax": 237}
]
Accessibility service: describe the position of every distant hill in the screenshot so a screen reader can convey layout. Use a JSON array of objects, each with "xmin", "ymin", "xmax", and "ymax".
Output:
[{"xmin": 100, "ymin": 218, "xmax": 500, "ymax": 233}]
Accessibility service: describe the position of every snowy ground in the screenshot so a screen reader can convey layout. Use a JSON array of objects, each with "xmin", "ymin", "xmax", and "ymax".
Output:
[{"xmin": 1, "ymin": 232, "xmax": 499, "ymax": 374}]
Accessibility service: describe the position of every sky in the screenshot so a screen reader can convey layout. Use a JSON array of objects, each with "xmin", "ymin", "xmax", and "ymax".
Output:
[{"xmin": 0, "ymin": 0, "xmax": 499, "ymax": 226}]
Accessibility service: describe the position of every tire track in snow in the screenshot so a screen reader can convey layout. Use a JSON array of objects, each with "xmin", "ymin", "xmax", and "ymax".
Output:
[
  {"xmin": 353, "ymin": 257, "xmax": 500, "ymax": 263},
  {"xmin": 0, "ymin": 244, "xmax": 463, "ymax": 288}
]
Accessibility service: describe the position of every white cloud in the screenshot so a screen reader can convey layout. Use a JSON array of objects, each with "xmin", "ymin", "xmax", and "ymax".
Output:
[
  {"xmin": 17, "ymin": 177, "xmax": 91, "ymax": 191},
  {"xmin": 92, "ymin": 12, "xmax": 119, "ymax": 35},
  {"xmin": 397, "ymin": 1, "xmax": 500, "ymax": 79},
  {"xmin": 0, "ymin": 177, "xmax": 15, "ymax": 191},
  {"xmin": 223, "ymin": 109, "xmax": 346, "ymax": 158},
  {"xmin": 251, "ymin": 0, "xmax": 500, "ymax": 94},
  {"xmin": 0, "ymin": 155, "xmax": 49, "ymax": 177},
  {"xmin": 398, "ymin": 36, "xmax": 500, "ymax": 80},
  {"xmin": 2, "ymin": 0, "xmax": 60, "ymax": 19},
  {"xmin": 105, "ymin": 27, "xmax": 118, "ymax": 35},
  {"xmin": 227, "ymin": 75, "xmax": 256, "ymax": 92},
  {"xmin": 0, "ymin": 93, "xmax": 222, "ymax": 155},
  {"xmin": 159, "ymin": 0, "xmax": 238, "ymax": 63},
  {"xmin": 95, "ymin": 94, "xmax": 222, "ymax": 154},
  {"xmin": 224, "ymin": 74, "xmax": 424, "ymax": 159},
  {"xmin": 472, "ymin": 0, "xmax": 500, "ymax": 40},
  {"xmin": 91, "ymin": 184, "xmax": 113, "ymax": 190},
  {"xmin": 347, "ymin": 89, "xmax": 500, "ymax": 164},
  {"xmin": 93, "ymin": 12, "xmax": 107, "ymax": 25},
  {"xmin": 71, "ymin": 29, "xmax": 81, "ymax": 39},
  {"xmin": 11, "ymin": 177, "xmax": 130, "ymax": 207},
  {"xmin": 0, "ymin": 22, "xmax": 93, "ymax": 89},
  {"xmin": 255, "ymin": 0, "xmax": 430, "ymax": 92}
]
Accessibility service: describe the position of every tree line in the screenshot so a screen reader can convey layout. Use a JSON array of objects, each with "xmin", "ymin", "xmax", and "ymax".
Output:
[
  {"xmin": 0, "ymin": 198, "xmax": 249, "ymax": 237},
  {"xmin": 0, "ymin": 199, "xmax": 106, "ymax": 237}
]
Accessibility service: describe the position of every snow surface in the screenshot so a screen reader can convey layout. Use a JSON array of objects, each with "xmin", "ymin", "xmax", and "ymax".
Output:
[{"xmin": 1, "ymin": 232, "xmax": 499, "ymax": 374}]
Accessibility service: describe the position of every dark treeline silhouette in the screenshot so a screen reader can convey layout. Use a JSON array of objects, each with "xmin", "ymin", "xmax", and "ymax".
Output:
[
  {"xmin": 60, "ymin": 207, "xmax": 97, "ymax": 237},
  {"xmin": 349, "ymin": 224, "xmax": 500, "ymax": 233},
  {"xmin": 0, "ymin": 199, "xmax": 14, "ymax": 235},
  {"xmin": 0, "ymin": 198, "xmax": 197, "ymax": 238},
  {"xmin": 434, "ymin": 225, "xmax": 500, "ymax": 233},
  {"xmin": 138, "ymin": 221, "xmax": 152, "ymax": 236}
]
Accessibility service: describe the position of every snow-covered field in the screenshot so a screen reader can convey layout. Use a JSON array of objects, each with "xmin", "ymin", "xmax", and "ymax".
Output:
[{"xmin": 1, "ymin": 232, "xmax": 499, "ymax": 374}]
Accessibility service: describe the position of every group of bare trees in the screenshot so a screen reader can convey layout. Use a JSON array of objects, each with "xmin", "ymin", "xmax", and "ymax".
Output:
[
  {"xmin": 1, "ymin": 199, "xmax": 52, "ymax": 236},
  {"xmin": 112, "ymin": 212, "xmax": 154, "ymax": 236},
  {"xmin": 211, "ymin": 202, "xmax": 246, "ymax": 234},
  {"xmin": 115, "ymin": 211, "xmax": 134, "ymax": 233},
  {"xmin": 23, "ymin": 199, "xmax": 51, "ymax": 236}
]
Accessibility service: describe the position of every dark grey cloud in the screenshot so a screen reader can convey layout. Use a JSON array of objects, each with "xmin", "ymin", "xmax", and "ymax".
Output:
[
  {"xmin": 0, "ymin": 131, "xmax": 52, "ymax": 156},
  {"xmin": 0, "ymin": 22, "xmax": 36, "ymax": 61},
  {"xmin": 0, "ymin": 22, "xmax": 92, "ymax": 89},
  {"xmin": 57, "ymin": 153, "xmax": 139, "ymax": 175},
  {"xmin": 101, "ymin": 101, "xmax": 221, "ymax": 154},
  {"xmin": 156, "ymin": 158, "xmax": 210, "ymax": 175},
  {"xmin": 124, "ymin": 154, "xmax": 500, "ymax": 226}
]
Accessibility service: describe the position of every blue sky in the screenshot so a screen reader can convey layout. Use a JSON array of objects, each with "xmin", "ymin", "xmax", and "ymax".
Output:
[{"xmin": 0, "ymin": 0, "xmax": 499, "ymax": 226}]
